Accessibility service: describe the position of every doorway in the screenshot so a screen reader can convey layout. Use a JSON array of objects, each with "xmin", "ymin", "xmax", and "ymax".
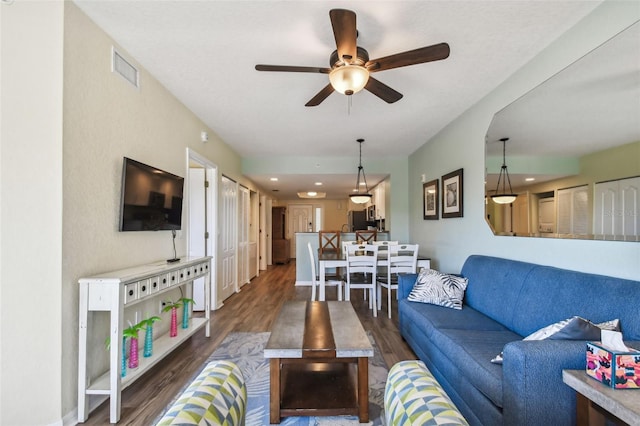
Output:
[
  {"xmin": 287, "ymin": 204, "xmax": 313, "ymax": 259},
  {"xmin": 187, "ymin": 149, "xmax": 218, "ymax": 310}
]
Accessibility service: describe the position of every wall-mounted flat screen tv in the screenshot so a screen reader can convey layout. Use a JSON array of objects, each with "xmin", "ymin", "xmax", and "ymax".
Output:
[{"xmin": 119, "ymin": 157, "xmax": 184, "ymax": 231}]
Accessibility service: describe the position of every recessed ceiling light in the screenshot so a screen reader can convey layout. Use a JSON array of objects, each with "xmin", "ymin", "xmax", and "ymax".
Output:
[
  {"xmin": 270, "ymin": 177, "xmax": 278, "ymax": 182},
  {"xmin": 525, "ymin": 177, "xmax": 536, "ymax": 182},
  {"xmin": 315, "ymin": 182, "xmax": 323, "ymax": 186},
  {"xmin": 297, "ymin": 191, "xmax": 326, "ymax": 199}
]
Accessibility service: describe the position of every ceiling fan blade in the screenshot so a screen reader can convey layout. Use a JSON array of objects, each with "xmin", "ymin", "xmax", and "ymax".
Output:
[
  {"xmin": 329, "ymin": 9, "xmax": 357, "ymax": 64},
  {"xmin": 366, "ymin": 42, "xmax": 450, "ymax": 72},
  {"xmin": 364, "ymin": 77, "xmax": 403, "ymax": 104},
  {"xmin": 305, "ymin": 84, "xmax": 335, "ymax": 107},
  {"xmin": 255, "ymin": 64, "xmax": 330, "ymax": 74}
]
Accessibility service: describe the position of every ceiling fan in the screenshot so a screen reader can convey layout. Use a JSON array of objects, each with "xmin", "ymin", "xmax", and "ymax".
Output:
[{"xmin": 255, "ymin": 9, "xmax": 450, "ymax": 107}]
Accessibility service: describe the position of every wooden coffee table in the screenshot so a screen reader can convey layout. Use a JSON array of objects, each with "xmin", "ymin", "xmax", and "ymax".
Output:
[{"xmin": 264, "ymin": 301, "xmax": 374, "ymax": 423}]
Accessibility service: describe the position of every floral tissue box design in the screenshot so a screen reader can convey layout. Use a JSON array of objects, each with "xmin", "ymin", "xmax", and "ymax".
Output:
[{"xmin": 586, "ymin": 341, "xmax": 640, "ymax": 389}]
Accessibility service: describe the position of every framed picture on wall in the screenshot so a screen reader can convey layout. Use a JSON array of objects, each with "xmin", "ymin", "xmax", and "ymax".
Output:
[
  {"xmin": 442, "ymin": 168, "xmax": 463, "ymax": 218},
  {"xmin": 423, "ymin": 179, "xmax": 439, "ymax": 220}
]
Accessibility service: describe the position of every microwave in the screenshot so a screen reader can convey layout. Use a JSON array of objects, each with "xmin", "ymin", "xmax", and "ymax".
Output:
[{"xmin": 367, "ymin": 205, "xmax": 376, "ymax": 221}]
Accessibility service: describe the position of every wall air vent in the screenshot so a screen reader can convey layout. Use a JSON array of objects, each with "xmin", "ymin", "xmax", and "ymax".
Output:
[{"xmin": 111, "ymin": 47, "xmax": 139, "ymax": 88}]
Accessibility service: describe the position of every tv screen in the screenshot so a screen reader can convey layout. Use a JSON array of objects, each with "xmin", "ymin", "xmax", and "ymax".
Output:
[{"xmin": 119, "ymin": 157, "xmax": 184, "ymax": 231}]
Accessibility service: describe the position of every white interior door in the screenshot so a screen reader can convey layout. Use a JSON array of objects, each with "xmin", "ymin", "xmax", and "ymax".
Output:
[
  {"xmin": 238, "ymin": 185, "xmax": 250, "ymax": 287},
  {"xmin": 266, "ymin": 198, "xmax": 273, "ymax": 266},
  {"xmin": 249, "ymin": 190, "xmax": 259, "ymax": 278},
  {"xmin": 220, "ymin": 176, "xmax": 237, "ymax": 301},
  {"xmin": 287, "ymin": 204, "xmax": 312, "ymax": 258},
  {"xmin": 189, "ymin": 167, "xmax": 206, "ymax": 311},
  {"xmin": 259, "ymin": 195, "xmax": 267, "ymax": 271}
]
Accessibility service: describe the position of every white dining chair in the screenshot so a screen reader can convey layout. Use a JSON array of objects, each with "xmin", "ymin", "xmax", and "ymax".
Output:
[
  {"xmin": 308, "ymin": 242, "xmax": 343, "ymax": 301},
  {"xmin": 342, "ymin": 240, "xmax": 359, "ymax": 252},
  {"xmin": 373, "ymin": 241, "xmax": 399, "ymax": 246},
  {"xmin": 345, "ymin": 243, "xmax": 379, "ymax": 317},
  {"xmin": 377, "ymin": 244, "xmax": 419, "ymax": 318}
]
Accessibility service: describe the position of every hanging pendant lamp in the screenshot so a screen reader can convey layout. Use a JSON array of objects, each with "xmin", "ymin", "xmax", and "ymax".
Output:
[
  {"xmin": 491, "ymin": 138, "xmax": 517, "ymax": 204},
  {"xmin": 350, "ymin": 139, "xmax": 372, "ymax": 204}
]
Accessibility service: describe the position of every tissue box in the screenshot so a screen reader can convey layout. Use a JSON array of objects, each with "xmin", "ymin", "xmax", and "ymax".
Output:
[{"xmin": 586, "ymin": 342, "xmax": 640, "ymax": 389}]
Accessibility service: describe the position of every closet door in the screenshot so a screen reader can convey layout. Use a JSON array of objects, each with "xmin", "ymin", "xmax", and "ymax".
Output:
[
  {"xmin": 220, "ymin": 176, "xmax": 237, "ymax": 301},
  {"xmin": 557, "ymin": 185, "xmax": 589, "ymax": 236},
  {"xmin": 594, "ymin": 177, "xmax": 640, "ymax": 240},
  {"xmin": 238, "ymin": 185, "xmax": 250, "ymax": 287}
]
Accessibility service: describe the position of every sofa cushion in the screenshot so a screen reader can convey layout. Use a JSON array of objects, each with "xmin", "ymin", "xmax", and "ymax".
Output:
[
  {"xmin": 407, "ymin": 269, "xmax": 468, "ymax": 309},
  {"xmin": 429, "ymin": 328, "xmax": 521, "ymax": 408},
  {"xmin": 399, "ymin": 300, "xmax": 511, "ymax": 340},
  {"xmin": 510, "ymin": 266, "xmax": 640, "ymax": 339},
  {"xmin": 461, "ymin": 255, "xmax": 536, "ymax": 330}
]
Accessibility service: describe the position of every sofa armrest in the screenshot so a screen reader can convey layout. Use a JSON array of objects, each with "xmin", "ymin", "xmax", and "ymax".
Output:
[
  {"xmin": 502, "ymin": 339, "xmax": 590, "ymax": 425},
  {"xmin": 398, "ymin": 273, "xmax": 418, "ymax": 299}
]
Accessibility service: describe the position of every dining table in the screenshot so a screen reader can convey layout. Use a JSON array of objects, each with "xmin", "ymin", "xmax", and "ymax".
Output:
[{"xmin": 317, "ymin": 249, "xmax": 431, "ymax": 301}]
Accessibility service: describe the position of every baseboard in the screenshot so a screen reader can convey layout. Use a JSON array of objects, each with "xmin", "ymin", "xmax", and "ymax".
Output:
[{"xmin": 295, "ymin": 280, "xmax": 312, "ymax": 286}]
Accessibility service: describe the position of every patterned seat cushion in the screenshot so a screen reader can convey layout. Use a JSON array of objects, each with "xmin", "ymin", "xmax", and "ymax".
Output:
[
  {"xmin": 156, "ymin": 360, "xmax": 246, "ymax": 426},
  {"xmin": 385, "ymin": 360, "xmax": 468, "ymax": 426}
]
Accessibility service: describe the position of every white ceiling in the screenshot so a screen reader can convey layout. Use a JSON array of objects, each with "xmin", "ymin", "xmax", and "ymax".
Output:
[{"xmin": 73, "ymin": 0, "xmax": 604, "ymax": 199}]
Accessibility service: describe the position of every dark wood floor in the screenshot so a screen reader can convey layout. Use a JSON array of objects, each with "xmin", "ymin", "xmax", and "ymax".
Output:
[{"xmin": 82, "ymin": 261, "xmax": 417, "ymax": 425}]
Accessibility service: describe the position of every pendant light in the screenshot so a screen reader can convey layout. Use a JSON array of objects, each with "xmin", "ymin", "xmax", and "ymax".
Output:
[
  {"xmin": 350, "ymin": 139, "xmax": 372, "ymax": 204},
  {"xmin": 491, "ymin": 137, "xmax": 517, "ymax": 204}
]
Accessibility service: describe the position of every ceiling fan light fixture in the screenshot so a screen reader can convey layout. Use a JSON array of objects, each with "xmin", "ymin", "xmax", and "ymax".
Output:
[
  {"xmin": 349, "ymin": 138, "xmax": 372, "ymax": 204},
  {"xmin": 491, "ymin": 137, "xmax": 517, "ymax": 205},
  {"xmin": 329, "ymin": 65, "xmax": 369, "ymax": 95}
]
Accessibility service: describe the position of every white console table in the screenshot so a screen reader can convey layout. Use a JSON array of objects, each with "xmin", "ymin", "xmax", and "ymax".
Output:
[{"xmin": 77, "ymin": 256, "xmax": 212, "ymax": 423}]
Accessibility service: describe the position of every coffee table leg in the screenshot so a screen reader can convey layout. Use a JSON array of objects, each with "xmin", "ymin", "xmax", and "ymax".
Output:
[
  {"xmin": 357, "ymin": 357, "xmax": 369, "ymax": 423},
  {"xmin": 270, "ymin": 358, "xmax": 281, "ymax": 424}
]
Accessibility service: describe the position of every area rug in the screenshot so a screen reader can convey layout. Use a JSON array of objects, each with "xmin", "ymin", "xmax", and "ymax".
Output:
[{"xmin": 162, "ymin": 331, "xmax": 388, "ymax": 425}]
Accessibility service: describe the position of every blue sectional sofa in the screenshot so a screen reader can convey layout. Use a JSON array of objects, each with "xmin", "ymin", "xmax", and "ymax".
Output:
[{"xmin": 398, "ymin": 255, "xmax": 640, "ymax": 426}]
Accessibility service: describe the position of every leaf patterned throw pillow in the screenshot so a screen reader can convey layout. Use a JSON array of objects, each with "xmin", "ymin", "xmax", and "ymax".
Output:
[{"xmin": 407, "ymin": 268, "xmax": 468, "ymax": 310}]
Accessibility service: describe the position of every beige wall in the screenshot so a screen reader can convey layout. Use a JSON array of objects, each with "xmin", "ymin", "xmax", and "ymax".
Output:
[
  {"xmin": 60, "ymin": 3, "xmax": 270, "ymax": 419},
  {"xmin": 1, "ymin": 1, "xmax": 64, "ymax": 424}
]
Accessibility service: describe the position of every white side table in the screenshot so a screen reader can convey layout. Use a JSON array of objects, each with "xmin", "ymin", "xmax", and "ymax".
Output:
[{"xmin": 562, "ymin": 369, "xmax": 640, "ymax": 425}]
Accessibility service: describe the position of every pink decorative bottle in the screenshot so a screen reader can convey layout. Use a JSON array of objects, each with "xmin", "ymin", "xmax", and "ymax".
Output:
[
  {"xmin": 128, "ymin": 333, "xmax": 139, "ymax": 369},
  {"xmin": 170, "ymin": 306, "xmax": 178, "ymax": 337}
]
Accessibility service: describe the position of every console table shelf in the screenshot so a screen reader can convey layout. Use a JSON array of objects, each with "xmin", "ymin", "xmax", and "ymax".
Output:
[
  {"xmin": 77, "ymin": 257, "xmax": 212, "ymax": 424},
  {"xmin": 87, "ymin": 317, "xmax": 208, "ymax": 393}
]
